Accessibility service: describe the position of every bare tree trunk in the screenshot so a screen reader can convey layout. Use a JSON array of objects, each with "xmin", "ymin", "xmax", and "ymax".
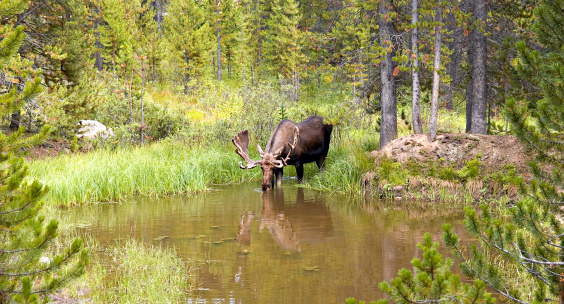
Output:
[
  {"xmin": 93, "ymin": 5, "xmax": 103, "ymax": 71},
  {"xmin": 217, "ymin": 9, "xmax": 222, "ymax": 81},
  {"xmin": 470, "ymin": 0, "xmax": 487, "ymax": 134},
  {"xmin": 184, "ymin": 50, "xmax": 190, "ymax": 95},
  {"xmin": 411, "ymin": 0, "xmax": 423, "ymax": 134},
  {"xmin": 429, "ymin": 2, "xmax": 442, "ymax": 141},
  {"xmin": 153, "ymin": 0, "xmax": 164, "ymax": 38},
  {"xmin": 443, "ymin": 9, "xmax": 463, "ymax": 110},
  {"xmin": 140, "ymin": 60, "xmax": 146, "ymax": 146},
  {"xmin": 379, "ymin": 0, "xmax": 397, "ymax": 149}
]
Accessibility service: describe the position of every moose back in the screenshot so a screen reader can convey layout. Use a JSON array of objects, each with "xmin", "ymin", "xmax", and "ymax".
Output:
[{"xmin": 232, "ymin": 115, "xmax": 333, "ymax": 191}]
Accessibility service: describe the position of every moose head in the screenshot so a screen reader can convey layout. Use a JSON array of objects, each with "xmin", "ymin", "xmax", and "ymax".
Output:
[{"xmin": 232, "ymin": 126, "xmax": 299, "ymax": 191}]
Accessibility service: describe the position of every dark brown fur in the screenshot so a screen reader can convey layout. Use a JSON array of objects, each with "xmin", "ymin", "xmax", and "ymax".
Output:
[{"xmin": 233, "ymin": 115, "xmax": 333, "ymax": 191}]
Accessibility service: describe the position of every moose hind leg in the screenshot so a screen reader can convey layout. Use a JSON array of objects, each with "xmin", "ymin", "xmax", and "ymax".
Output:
[
  {"xmin": 316, "ymin": 156, "xmax": 327, "ymax": 171},
  {"xmin": 295, "ymin": 163, "xmax": 304, "ymax": 183},
  {"xmin": 275, "ymin": 168, "xmax": 284, "ymax": 188}
]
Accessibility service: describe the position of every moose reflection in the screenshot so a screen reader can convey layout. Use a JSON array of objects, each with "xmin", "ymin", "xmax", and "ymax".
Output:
[{"xmin": 236, "ymin": 188, "xmax": 333, "ymax": 252}]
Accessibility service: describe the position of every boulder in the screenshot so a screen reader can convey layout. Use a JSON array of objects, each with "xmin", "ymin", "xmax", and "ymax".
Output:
[{"xmin": 77, "ymin": 120, "xmax": 114, "ymax": 139}]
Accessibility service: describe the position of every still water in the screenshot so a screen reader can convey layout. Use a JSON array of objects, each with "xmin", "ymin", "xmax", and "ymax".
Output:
[{"xmin": 61, "ymin": 183, "xmax": 466, "ymax": 303}]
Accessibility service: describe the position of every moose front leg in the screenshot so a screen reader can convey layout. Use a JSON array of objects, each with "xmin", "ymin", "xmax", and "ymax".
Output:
[{"xmin": 275, "ymin": 168, "xmax": 284, "ymax": 188}]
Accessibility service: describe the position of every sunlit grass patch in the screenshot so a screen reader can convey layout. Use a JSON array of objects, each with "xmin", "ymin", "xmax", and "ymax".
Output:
[{"xmin": 28, "ymin": 142, "xmax": 260, "ymax": 206}]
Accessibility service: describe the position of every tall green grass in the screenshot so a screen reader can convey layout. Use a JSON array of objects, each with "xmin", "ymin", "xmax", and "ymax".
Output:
[
  {"xmin": 28, "ymin": 142, "xmax": 260, "ymax": 206},
  {"xmin": 59, "ymin": 238, "xmax": 195, "ymax": 303},
  {"xmin": 304, "ymin": 145, "xmax": 373, "ymax": 194}
]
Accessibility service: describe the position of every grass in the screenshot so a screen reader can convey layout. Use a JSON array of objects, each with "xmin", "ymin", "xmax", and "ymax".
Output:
[
  {"xmin": 304, "ymin": 144, "xmax": 374, "ymax": 194},
  {"xmin": 28, "ymin": 142, "xmax": 261, "ymax": 206},
  {"xmin": 56, "ymin": 237, "xmax": 196, "ymax": 303}
]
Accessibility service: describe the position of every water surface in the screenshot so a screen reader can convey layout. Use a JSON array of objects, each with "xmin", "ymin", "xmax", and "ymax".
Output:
[{"xmin": 61, "ymin": 184, "xmax": 466, "ymax": 303}]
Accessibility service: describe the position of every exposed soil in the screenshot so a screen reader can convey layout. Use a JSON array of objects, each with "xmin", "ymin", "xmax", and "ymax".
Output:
[
  {"xmin": 366, "ymin": 133, "xmax": 532, "ymax": 202},
  {"xmin": 371, "ymin": 133, "xmax": 530, "ymax": 176},
  {"xmin": 25, "ymin": 138, "xmax": 72, "ymax": 160}
]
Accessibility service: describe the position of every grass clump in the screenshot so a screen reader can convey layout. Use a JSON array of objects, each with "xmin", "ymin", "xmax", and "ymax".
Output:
[
  {"xmin": 60, "ymin": 238, "xmax": 195, "ymax": 303},
  {"xmin": 305, "ymin": 145, "xmax": 373, "ymax": 193}
]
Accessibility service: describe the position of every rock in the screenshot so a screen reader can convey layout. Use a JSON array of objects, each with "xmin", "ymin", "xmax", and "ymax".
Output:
[{"xmin": 77, "ymin": 120, "xmax": 114, "ymax": 139}]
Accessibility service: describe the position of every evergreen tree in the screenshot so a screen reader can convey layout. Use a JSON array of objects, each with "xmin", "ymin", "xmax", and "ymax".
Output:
[
  {"xmin": 263, "ymin": 0, "xmax": 305, "ymax": 100},
  {"xmin": 165, "ymin": 0, "xmax": 212, "ymax": 94},
  {"xmin": 443, "ymin": 0, "xmax": 564, "ymax": 301},
  {"xmin": 347, "ymin": 233, "xmax": 495, "ymax": 304},
  {"xmin": 0, "ymin": 1, "xmax": 88, "ymax": 302},
  {"xmin": 234, "ymin": 0, "xmax": 254, "ymax": 82}
]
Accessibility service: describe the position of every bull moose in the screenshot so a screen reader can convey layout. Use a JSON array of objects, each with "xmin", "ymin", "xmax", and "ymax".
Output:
[{"xmin": 232, "ymin": 115, "xmax": 333, "ymax": 191}]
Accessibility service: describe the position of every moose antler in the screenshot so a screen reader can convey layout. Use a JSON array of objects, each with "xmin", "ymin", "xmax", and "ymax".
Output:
[
  {"xmin": 232, "ymin": 130, "xmax": 261, "ymax": 169},
  {"xmin": 273, "ymin": 126, "xmax": 299, "ymax": 168}
]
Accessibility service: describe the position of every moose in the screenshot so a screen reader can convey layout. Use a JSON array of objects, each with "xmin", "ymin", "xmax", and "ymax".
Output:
[{"xmin": 232, "ymin": 115, "xmax": 333, "ymax": 191}]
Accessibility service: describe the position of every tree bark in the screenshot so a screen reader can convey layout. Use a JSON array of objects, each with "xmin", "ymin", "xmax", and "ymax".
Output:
[
  {"xmin": 443, "ymin": 10, "xmax": 463, "ymax": 110},
  {"xmin": 379, "ymin": 0, "xmax": 397, "ymax": 149},
  {"xmin": 411, "ymin": 0, "xmax": 423, "ymax": 134},
  {"xmin": 93, "ymin": 5, "xmax": 103, "ymax": 71},
  {"xmin": 470, "ymin": 0, "xmax": 487, "ymax": 134},
  {"xmin": 184, "ymin": 50, "xmax": 190, "ymax": 94},
  {"xmin": 217, "ymin": 8, "xmax": 222, "ymax": 81},
  {"xmin": 429, "ymin": 2, "xmax": 442, "ymax": 141}
]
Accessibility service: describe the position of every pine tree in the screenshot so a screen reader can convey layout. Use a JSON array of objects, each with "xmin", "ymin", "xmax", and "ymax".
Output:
[
  {"xmin": 263, "ymin": 0, "xmax": 305, "ymax": 100},
  {"xmin": 347, "ymin": 233, "xmax": 495, "ymax": 304},
  {"xmin": 443, "ymin": 0, "xmax": 564, "ymax": 302},
  {"xmin": 164, "ymin": 0, "xmax": 212, "ymax": 94},
  {"xmin": 0, "ymin": 1, "xmax": 88, "ymax": 302}
]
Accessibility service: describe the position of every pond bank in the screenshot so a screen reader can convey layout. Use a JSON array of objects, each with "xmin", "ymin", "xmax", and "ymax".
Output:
[{"xmin": 363, "ymin": 133, "xmax": 529, "ymax": 203}]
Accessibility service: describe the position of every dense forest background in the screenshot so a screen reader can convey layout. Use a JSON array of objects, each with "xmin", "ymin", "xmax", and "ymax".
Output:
[{"xmin": 0, "ymin": 0, "xmax": 538, "ymax": 149}]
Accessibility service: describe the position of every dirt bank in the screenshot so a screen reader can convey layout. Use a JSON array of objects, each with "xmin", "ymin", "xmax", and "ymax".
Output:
[
  {"xmin": 366, "ymin": 133, "xmax": 531, "ymax": 202},
  {"xmin": 372, "ymin": 133, "xmax": 529, "ymax": 175}
]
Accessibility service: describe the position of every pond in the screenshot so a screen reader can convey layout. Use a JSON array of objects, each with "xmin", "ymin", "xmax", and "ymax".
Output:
[{"xmin": 60, "ymin": 183, "xmax": 467, "ymax": 303}]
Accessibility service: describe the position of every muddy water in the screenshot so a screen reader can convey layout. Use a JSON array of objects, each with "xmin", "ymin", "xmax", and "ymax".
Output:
[{"xmin": 61, "ymin": 183, "xmax": 467, "ymax": 303}]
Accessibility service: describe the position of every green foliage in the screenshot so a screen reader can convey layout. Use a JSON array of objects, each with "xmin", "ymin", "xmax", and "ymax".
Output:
[
  {"xmin": 442, "ymin": 0, "xmax": 564, "ymax": 301},
  {"xmin": 0, "ymin": 2, "xmax": 88, "ymax": 300},
  {"xmin": 456, "ymin": 157, "xmax": 481, "ymax": 181},
  {"xmin": 489, "ymin": 164, "xmax": 523, "ymax": 187},
  {"xmin": 80, "ymin": 239, "xmax": 194, "ymax": 303},
  {"xmin": 305, "ymin": 145, "xmax": 372, "ymax": 193},
  {"xmin": 350, "ymin": 233, "xmax": 495, "ymax": 304},
  {"xmin": 376, "ymin": 157, "xmax": 409, "ymax": 186},
  {"xmin": 165, "ymin": 0, "xmax": 212, "ymax": 92},
  {"xmin": 28, "ymin": 142, "xmax": 260, "ymax": 206}
]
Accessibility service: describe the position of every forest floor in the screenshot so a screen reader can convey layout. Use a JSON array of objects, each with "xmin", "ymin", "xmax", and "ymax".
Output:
[{"xmin": 25, "ymin": 138, "xmax": 72, "ymax": 160}]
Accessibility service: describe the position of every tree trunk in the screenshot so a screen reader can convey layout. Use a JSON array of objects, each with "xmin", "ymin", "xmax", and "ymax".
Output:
[
  {"xmin": 429, "ymin": 3, "xmax": 442, "ymax": 141},
  {"xmin": 9, "ymin": 112, "xmax": 20, "ymax": 130},
  {"xmin": 217, "ymin": 9, "xmax": 222, "ymax": 81},
  {"xmin": 379, "ymin": 0, "xmax": 397, "ymax": 149},
  {"xmin": 443, "ymin": 10, "xmax": 463, "ymax": 110},
  {"xmin": 184, "ymin": 50, "xmax": 190, "ymax": 95},
  {"xmin": 411, "ymin": 0, "xmax": 423, "ymax": 134},
  {"xmin": 94, "ymin": 5, "xmax": 103, "ymax": 71},
  {"xmin": 153, "ymin": 0, "xmax": 164, "ymax": 38},
  {"xmin": 470, "ymin": 0, "xmax": 487, "ymax": 134}
]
